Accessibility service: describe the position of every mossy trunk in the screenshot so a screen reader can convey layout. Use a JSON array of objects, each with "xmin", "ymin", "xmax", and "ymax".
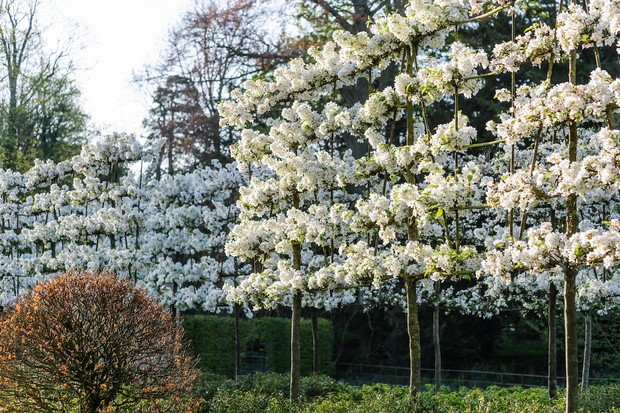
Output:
[
  {"xmin": 290, "ymin": 191, "xmax": 302, "ymax": 402},
  {"xmin": 564, "ymin": 267, "xmax": 578, "ymax": 413},
  {"xmin": 290, "ymin": 291, "xmax": 302, "ymax": 402},
  {"xmin": 406, "ymin": 277, "xmax": 421, "ymax": 395},
  {"xmin": 581, "ymin": 313, "xmax": 592, "ymax": 392},
  {"xmin": 548, "ymin": 282, "xmax": 558, "ymax": 399},
  {"xmin": 433, "ymin": 280, "xmax": 441, "ymax": 392},
  {"xmin": 311, "ymin": 307, "xmax": 320, "ymax": 373},
  {"xmin": 235, "ymin": 303, "xmax": 241, "ymax": 378},
  {"xmin": 564, "ymin": 46, "xmax": 579, "ymax": 413}
]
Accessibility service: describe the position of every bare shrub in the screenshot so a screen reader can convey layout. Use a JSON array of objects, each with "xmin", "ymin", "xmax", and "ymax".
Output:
[{"xmin": 0, "ymin": 271, "xmax": 200, "ymax": 413}]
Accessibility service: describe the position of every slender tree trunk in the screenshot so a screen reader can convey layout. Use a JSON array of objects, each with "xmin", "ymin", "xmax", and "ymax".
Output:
[
  {"xmin": 582, "ymin": 313, "xmax": 592, "ymax": 392},
  {"xmin": 564, "ymin": 46, "xmax": 579, "ymax": 413},
  {"xmin": 548, "ymin": 282, "xmax": 558, "ymax": 399},
  {"xmin": 213, "ymin": 115, "xmax": 222, "ymax": 161},
  {"xmin": 290, "ymin": 291, "xmax": 302, "ymax": 402},
  {"xmin": 168, "ymin": 111, "xmax": 175, "ymax": 176},
  {"xmin": 311, "ymin": 307, "xmax": 320, "ymax": 374},
  {"xmin": 235, "ymin": 303, "xmax": 241, "ymax": 378},
  {"xmin": 8, "ymin": 75, "xmax": 17, "ymax": 111},
  {"xmin": 290, "ymin": 190, "xmax": 302, "ymax": 402},
  {"xmin": 433, "ymin": 280, "xmax": 441, "ymax": 392},
  {"xmin": 406, "ymin": 277, "xmax": 421, "ymax": 395},
  {"xmin": 564, "ymin": 267, "xmax": 579, "ymax": 413},
  {"xmin": 404, "ymin": 45, "xmax": 421, "ymax": 396},
  {"xmin": 170, "ymin": 281, "xmax": 179, "ymax": 324}
]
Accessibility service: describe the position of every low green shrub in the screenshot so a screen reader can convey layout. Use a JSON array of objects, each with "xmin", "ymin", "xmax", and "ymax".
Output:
[
  {"xmin": 299, "ymin": 374, "xmax": 350, "ymax": 398},
  {"xmin": 417, "ymin": 386, "xmax": 564, "ymax": 413},
  {"xmin": 206, "ymin": 389, "xmax": 294, "ymax": 413},
  {"xmin": 579, "ymin": 383, "xmax": 620, "ymax": 412},
  {"xmin": 198, "ymin": 372, "xmax": 620, "ymax": 413},
  {"xmin": 195, "ymin": 372, "xmax": 230, "ymax": 402}
]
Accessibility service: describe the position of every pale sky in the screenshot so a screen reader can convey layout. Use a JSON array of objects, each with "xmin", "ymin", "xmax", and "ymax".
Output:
[{"xmin": 41, "ymin": 0, "xmax": 193, "ymax": 137}]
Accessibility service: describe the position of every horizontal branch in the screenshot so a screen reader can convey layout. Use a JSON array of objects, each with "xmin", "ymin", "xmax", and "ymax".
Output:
[
  {"xmin": 462, "ymin": 71, "xmax": 500, "ymax": 81},
  {"xmin": 464, "ymin": 139, "xmax": 506, "ymax": 149},
  {"xmin": 452, "ymin": 204, "xmax": 490, "ymax": 211}
]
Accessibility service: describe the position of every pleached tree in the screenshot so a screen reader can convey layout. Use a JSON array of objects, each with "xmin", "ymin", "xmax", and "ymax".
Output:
[
  {"xmin": 481, "ymin": 2, "xmax": 620, "ymax": 411},
  {"xmin": 220, "ymin": 0, "xmax": 517, "ymax": 399}
]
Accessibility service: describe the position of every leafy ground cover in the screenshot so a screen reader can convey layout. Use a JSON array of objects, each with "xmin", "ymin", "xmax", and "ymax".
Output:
[
  {"xmin": 1, "ymin": 371, "xmax": 618, "ymax": 412},
  {"xmin": 197, "ymin": 372, "xmax": 620, "ymax": 413}
]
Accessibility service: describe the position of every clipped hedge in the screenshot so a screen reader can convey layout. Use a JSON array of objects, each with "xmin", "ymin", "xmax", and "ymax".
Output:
[
  {"xmin": 183, "ymin": 315, "xmax": 237, "ymax": 376},
  {"xmin": 183, "ymin": 315, "xmax": 333, "ymax": 376}
]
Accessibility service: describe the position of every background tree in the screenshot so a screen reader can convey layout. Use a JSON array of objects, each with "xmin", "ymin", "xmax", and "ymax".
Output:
[
  {"xmin": 138, "ymin": 0, "xmax": 296, "ymax": 175},
  {"xmin": 0, "ymin": 0, "xmax": 89, "ymax": 171},
  {"xmin": 0, "ymin": 271, "xmax": 199, "ymax": 413}
]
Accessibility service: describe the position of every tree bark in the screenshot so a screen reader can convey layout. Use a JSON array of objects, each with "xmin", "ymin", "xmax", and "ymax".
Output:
[
  {"xmin": 311, "ymin": 307, "xmax": 320, "ymax": 374},
  {"xmin": 404, "ymin": 45, "xmax": 420, "ymax": 396},
  {"xmin": 582, "ymin": 313, "xmax": 592, "ymax": 392},
  {"xmin": 433, "ymin": 280, "xmax": 441, "ymax": 393},
  {"xmin": 235, "ymin": 303, "xmax": 241, "ymax": 378},
  {"xmin": 406, "ymin": 277, "xmax": 421, "ymax": 395},
  {"xmin": 564, "ymin": 46, "xmax": 579, "ymax": 413},
  {"xmin": 564, "ymin": 266, "xmax": 579, "ymax": 413},
  {"xmin": 548, "ymin": 282, "xmax": 558, "ymax": 399},
  {"xmin": 290, "ymin": 189, "xmax": 302, "ymax": 402},
  {"xmin": 83, "ymin": 394, "xmax": 102, "ymax": 413},
  {"xmin": 290, "ymin": 291, "xmax": 302, "ymax": 402},
  {"xmin": 168, "ymin": 116, "xmax": 175, "ymax": 176}
]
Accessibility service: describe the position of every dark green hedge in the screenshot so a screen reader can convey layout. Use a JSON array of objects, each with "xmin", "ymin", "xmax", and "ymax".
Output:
[
  {"xmin": 183, "ymin": 315, "xmax": 333, "ymax": 376},
  {"xmin": 183, "ymin": 315, "xmax": 237, "ymax": 376}
]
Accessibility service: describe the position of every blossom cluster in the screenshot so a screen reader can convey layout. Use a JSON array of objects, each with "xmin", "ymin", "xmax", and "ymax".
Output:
[
  {"xmin": 218, "ymin": 0, "xmax": 509, "ymax": 129},
  {"xmin": 220, "ymin": 0, "xmax": 513, "ymax": 315},
  {"xmin": 488, "ymin": 69, "xmax": 620, "ymax": 144},
  {"xmin": 5, "ymin": 0, "xmax": 620, "ymax": 323},
  {"xmin": 477, "ymin": 0, "xmax": 620, "ymax": 316},
  {"xmin": 0, "ymin": 135, "xmax": 247, "ymax": 314},
  {"xmin": 490, "ymin": 1, "xmax": 620, "ymax": 73}
]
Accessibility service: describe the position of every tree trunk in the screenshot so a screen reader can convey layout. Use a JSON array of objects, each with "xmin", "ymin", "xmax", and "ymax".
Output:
[
  {"xmin": 8, "ymin": 74, "xmax": 17, "ymax": 111},
  {"xmin": 290, "ymin": 291, "xmax": 302, "ymax": 402},
  {"xmin": 290, "ymin": 189, "xmax": 302, "ymax": 402},
  {"xmin": 168, "ymin": 109, "xmax": 175, "ymax": 176},
  {"xmin": 402, "ymin": 44, "xmax": 421, "ymax": 396},
  {"xmin": 167, "ymin": 282, "xmax": 181, "ymax": 325},
  {"xmin": 564, "ymin": 267, "xmax": 579, "ymax": 413},
  {"xmin": 82, "ymin": 394, "xmax": 101, "ymax": 413},
  {"xmin": 433, "ymin": 280, "xmax": 441, "ymax": 393},
  {"xmin": 168, "ymin": 132, "xmax": 174, "ymax": 175},
  {"xmin": 311, "ymin": 307, "xmax": 320, "ymax": 374},
  {"xmin": 564, "ymin": 46, "xmax": 579, "ymax": 413},
  {"xmin": 582, "ymin": 313, "xmax": 592, "ymax": 392},
  {"xmin": 235, "ymin": 303, "xmax": 241, "ymax": 378},
  {"xmin": 548, "ymin": 282, "xmax": 558, "ymax": 399},
  {"xmin": 406, "ymin": 277, "xmax": 421, "ymax": 395}
]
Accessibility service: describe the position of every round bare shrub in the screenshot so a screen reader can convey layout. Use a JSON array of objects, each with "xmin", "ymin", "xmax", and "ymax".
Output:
[{"xmin": 0, "ymin": 271, "xmax": 200, "ymax": 413}]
